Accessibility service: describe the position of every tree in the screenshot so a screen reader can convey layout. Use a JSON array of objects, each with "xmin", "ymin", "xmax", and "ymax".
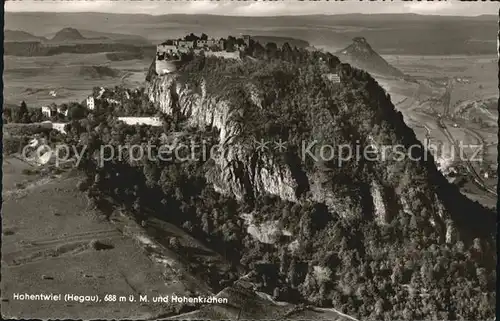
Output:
[
  {"xmin": 169, "ymin": 236, "xmax": 180, "ymax": 250},
  {"xmin": 279, "ymin": 247, "xmax": 289, "ymax": 274},
  {"xmin": 265, "ymin": 42, "xmax": 278, "ymax": 59},
  {"xmin": 201, "ymin": 212, "xmax": 211, "ymax": 234},
  {"xmin": 184, "ymin": 33, "xmax": 199, "ymax": 41},
  {"xmin": 288, "ymin": 258, "xmax": 299, "ymax": 288},
  {"xmin": 225, "ymin": 36, "xmax": 237, "ymax": 52},
  {"xmin": 30, "ymin": 108, "xmax": 44, "ymax": 123},
  {"xmin": 273, "ymin": 287, "xmax": 280, "ymax": 299},
  {"xmin": 143, "ymin": 162, "xmax": 159, "ymax": 188},
  {"xmin": 281, "ymin": 42, "xmax": 294, "ymax": 61},
  {"xmin": 69, "ymin": 104, "xmax": 86, "ymax": 120},
  {"xmin": 251, "ymin": 42, "xmax": 266, "ymax": 59},
  {"xmin": 182, "ymin": 220, "xmax": 194, "ymax": 232},
  {"xmin": 200, "ymin": 33, "xmax": 208, "ymax": 41},
  {"xmin": 133, "ymin": 197, "xmax": 142, "ymax": 213},
  {"xmin": 16, "ymin": 101, "xmax": 29, "ymax": 123}
]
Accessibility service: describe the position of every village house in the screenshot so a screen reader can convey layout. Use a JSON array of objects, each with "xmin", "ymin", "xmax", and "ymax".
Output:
[
  {"xmin": 41, "ymin": 106, "xmax": 52, "ymax": 118},
  {"xmin": 86, "ymin": 96, "xmax": 95, "ymax": 110}
]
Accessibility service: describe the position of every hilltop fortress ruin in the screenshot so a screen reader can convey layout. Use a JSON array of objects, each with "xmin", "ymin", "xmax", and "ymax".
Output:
[{"xmin": 155, "ymin": 34, "xmax": 251, "ymax": 75}]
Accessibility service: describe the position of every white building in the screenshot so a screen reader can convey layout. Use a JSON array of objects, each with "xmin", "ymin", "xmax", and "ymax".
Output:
[
  {"xmin": 41, "ymin": 106, "xmax": 52, "ymax": 117},
  {"xmin": 327, "ymin": 73, "xmax": 341, "ymax": 83},
  {"xmin": 86, "ymin": 96, "xmax": 95, "ymax": 110}
]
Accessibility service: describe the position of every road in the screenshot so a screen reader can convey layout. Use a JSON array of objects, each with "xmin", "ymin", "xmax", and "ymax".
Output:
[
  {"xmin": 393, "ymin": 80, "xmax": 496, "ymax": 197},
  {"xmin": 437, "ymin": 118, "xmax": 497, "ymax": 196}
]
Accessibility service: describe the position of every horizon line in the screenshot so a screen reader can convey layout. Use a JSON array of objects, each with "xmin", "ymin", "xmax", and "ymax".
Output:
[{"xmin": 5, "ymin": 11, "xmax": 496, "ymax": 18}]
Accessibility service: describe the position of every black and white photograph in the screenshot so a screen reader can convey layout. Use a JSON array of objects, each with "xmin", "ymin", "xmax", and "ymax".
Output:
[{"xmin": 1, "ymin": 1, "xmax": 498, "ymax": 319}]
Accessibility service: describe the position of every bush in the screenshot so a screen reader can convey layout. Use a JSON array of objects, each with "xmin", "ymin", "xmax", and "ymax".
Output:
[
  {"xmin": 76, "ymin": 180, "xmax": 89, "ymax": 191},
  {"xmin": 3, "ymin": 137, "xmax": 25, "ymax": 155},
  {"xmin": 22, "ymin": 168, "xmax": 38, "ymax": 175}
]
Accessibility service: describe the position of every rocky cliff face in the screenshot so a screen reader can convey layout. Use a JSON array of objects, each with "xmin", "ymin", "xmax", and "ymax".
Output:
[
  {"xmin": 147, "ymin": 74, "xmax": 300, "ymax": 204},
  {"xmin": 146, "ymin": 72, "xmax": 458, "ymax": 235}
]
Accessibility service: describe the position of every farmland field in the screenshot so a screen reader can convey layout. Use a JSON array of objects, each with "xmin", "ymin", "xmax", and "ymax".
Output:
[
  {"xmin": 3, "ymin": 53, "xmax": 151, "ymax": 107},
  {"xmin": 1, "ymin": 158, "xmax": 202, "ymax": 319}
]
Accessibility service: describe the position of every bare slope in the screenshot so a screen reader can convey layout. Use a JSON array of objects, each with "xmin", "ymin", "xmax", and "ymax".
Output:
[
  {"xmin": 0, "ymin": 163, "xmax": 198, "ymax": 319},
  {"xmin": 51, "ymin": 27, "xmax": 86, "ymax": 42},
  {"xmin": 336, "ymin": 37, "xmax": 404, "ymax": 78}
]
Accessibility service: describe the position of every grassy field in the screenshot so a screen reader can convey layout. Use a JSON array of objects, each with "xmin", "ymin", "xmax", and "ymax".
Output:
[
  {"xmin": 3, "ymin": 53, "xmax": 151, "ymax": 107},
  {"xmin": 1, "ymin": 157, "xmax": 203, "ymax": 319},
  {"xmin": 163, "ymin": 282, "xmax": 356, "ymax": 321}
]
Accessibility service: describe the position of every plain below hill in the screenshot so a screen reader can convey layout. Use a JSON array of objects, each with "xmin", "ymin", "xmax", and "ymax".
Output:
[
  {"xmin": 336, "ymin": 37, "xmax": 404, "ymax": 78},
  {"xmin": 77, "ymin": 29, "xmax": 152, "ymax": 45},
  {"xmin": 0, "ymin": 165, "xmax": 194, "ymax": 319}
]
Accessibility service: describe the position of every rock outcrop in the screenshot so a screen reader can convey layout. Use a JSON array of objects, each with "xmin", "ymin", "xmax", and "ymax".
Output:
[
  {"xmin": 145, "ymin": 59, "xmax": 495, "ymax": 240},
  {"xmin": 146, "ymin": 72, "xmax": 444, "ymax": 229},
  {"xmin": 147, "ymin": 74, "xmax": 300, "ymax": 203}
]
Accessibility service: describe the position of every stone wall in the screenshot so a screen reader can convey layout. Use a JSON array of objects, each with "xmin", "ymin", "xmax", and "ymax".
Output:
[
  {"xmin": 205, "ymin": 51, "xmax": 240, "ymax": 60},
  {"xmin": 117, "ymin": 117, "xmax": 162, "ymax": 127},
  {"xmin": 155, "ymin": 60, "xmax": 182, "ymax": 75}
]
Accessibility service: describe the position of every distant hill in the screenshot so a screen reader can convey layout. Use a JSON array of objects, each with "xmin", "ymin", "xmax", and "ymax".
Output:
[
  {"xmin": 51, "ymin": 27, "xmax": 86, "ymax": 42},
  {"xmin": 5, "ymin": 27, "xmax": 151, "ymax": 46},
  {"xmin": 6, "ymin": 12, "xmax": 494, "ymax": 55},
  {"xmin": 336, "ymin": 37, "xmax": 404, "ymax": 78},
  {"xmin": 77, "ymin": 29, "xmax": 152, "ymax": 45},
  {"xmin": 4, "ymin": 41, "xmax": 154, "ymax": 57},
  {"xmin": 4, "ymin": 30, "xmax": 47, "ymax": 42}
]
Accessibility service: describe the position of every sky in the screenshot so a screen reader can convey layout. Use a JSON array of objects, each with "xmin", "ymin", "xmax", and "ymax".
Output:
[{"xmin": 4, "ymin": 0, "xmax": 499, "ymax": 16}]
